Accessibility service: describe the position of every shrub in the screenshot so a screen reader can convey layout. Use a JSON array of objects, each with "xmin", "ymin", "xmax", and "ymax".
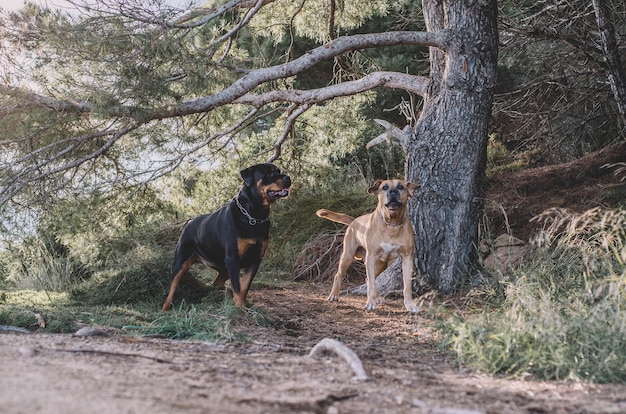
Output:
[{"xmin": 3, "ymin": 236, "xmax": 88, "ymax": 292}]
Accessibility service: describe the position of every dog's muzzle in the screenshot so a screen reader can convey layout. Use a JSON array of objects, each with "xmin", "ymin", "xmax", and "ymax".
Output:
[
  {"xmin": 385, "ymin": 190, "xmax": 402, "ymax": 210},
  {"xmin": 385, "ymin": 200, "xmax": 402, "ymax": 210},
  {"xmin": 267, "ymin": 175, "xmax": 291, "ymax": 199}
]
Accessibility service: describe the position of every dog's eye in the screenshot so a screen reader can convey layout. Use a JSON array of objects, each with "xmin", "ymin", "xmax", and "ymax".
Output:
[
  {"xmin": 382, "ymin": 184, "xmax": 389, "ymax": 191},
  {"xmin": 397, "ymin": 184, "xmax": 404, "ymax": 190}
]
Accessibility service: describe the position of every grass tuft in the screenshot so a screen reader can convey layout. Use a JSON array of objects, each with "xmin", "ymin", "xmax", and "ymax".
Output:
[{"xmin": 123, "ymin": 300, "xmax": 247, "ymax": 341}]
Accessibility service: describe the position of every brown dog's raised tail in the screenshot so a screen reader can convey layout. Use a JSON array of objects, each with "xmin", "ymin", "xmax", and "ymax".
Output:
[
  {"xmin": 316, "ymin": 209, "xmax": 355, "ymax": 226},
  {"xmin": 316, "ymin": 209, "xmax": 365, "ymax": 260}
]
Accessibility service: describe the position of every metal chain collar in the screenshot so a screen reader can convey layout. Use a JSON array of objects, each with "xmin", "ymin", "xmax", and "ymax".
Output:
[
  {"xmin": 378, "ymin": 211, "xmax": 404, "ymax": 227},
  {"xmin": 234, "ymin": 197, "xmax": 269, "ymax": 226}
]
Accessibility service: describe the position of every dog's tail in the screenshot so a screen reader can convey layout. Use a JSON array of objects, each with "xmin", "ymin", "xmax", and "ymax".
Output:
[{"xmin": 316, "ymin": 209, "xmax": 355, "ymax": 226}]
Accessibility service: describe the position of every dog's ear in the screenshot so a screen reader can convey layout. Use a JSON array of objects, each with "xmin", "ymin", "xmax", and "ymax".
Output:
[
  {"xmin": 405, "ymin": 181, "xmax": 420, "ymax": 197},
  {"xmin": 240, "ymin": 165, "xmax": 256, "ymax": 187},
  {"xmin": 368, "ymin": 180, "xmax": 383, "ymax": 194}
]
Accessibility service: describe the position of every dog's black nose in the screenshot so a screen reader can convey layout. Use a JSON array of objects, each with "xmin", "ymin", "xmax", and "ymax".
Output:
[{"xmin": 282, "ymin": 175, "xmax": 292, "ymax": 188}]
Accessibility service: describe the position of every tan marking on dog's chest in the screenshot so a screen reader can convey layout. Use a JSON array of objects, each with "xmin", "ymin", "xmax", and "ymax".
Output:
[{"xmin": 237, "ymin": 238, "xmax": 268, "ymax": 257}]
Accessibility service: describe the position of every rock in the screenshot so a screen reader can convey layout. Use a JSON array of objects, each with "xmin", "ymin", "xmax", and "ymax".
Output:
[
  {"xmin": 483, "ymin": 234, "xmax": 529, "ymax": 272},
  {"xmin": 17, "ymin": 346, "xmax": 38, "ymax": 358}
]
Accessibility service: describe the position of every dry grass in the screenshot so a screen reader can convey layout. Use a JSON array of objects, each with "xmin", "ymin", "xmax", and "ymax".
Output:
[
  {"xmin": 532, "ymin": 207, "xmax": 625, "ymax": 273},
  {"xmin": 291, "ymin": 230, "xmax": 365, "ymax": 284},
  {"xmin": 603, "ymin": 162, "xmax": 626, "ymax": 182},
  {"xmin": 440, "ymin": 206, "xmax": 626, "ymax": 383}
]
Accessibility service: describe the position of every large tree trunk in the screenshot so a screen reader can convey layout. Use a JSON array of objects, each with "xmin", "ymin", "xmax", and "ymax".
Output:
[
  {"xmin": 405, "ymin": 0, "xmax": 498, "ymax": 293},
  {"xmin": 592, "ymin": 0, "xmax": 626, "ymax": 130}
]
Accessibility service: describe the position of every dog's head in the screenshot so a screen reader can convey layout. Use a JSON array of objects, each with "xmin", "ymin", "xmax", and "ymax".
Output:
[
  {"xmin": 241, "ymin": 163, "xmax": 291, "ymax": 206},
  {"xmin": 368, "ymin": 179, "xmax": 419, "ymax": 212}
]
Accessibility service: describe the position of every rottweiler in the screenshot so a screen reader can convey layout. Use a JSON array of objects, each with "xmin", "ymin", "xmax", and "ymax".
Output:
[{"xmin": 162, "ymin": 163, "xmax": 291, "ymax": 310}]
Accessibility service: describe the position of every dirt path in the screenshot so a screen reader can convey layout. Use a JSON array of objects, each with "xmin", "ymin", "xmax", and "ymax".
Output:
[{"xmin": 1, "ymin": 284, "xmax": 625, "ymax": 414}]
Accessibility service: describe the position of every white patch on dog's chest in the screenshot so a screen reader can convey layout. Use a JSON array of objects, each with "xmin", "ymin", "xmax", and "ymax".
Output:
[{"xmin": 378, "ymin": 242, "xmax": 401, "ymax": 260}]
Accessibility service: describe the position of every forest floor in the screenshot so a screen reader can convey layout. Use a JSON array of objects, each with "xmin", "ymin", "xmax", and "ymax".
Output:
[{"xmin": 1, "ymin": 143, "xmax": 625, "ymax": 414}]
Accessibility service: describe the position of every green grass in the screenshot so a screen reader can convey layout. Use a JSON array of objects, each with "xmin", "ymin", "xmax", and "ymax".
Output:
[
  {"xmin": 0, "ymin": 289, "xmax": 262, "ymax": 341},
  {"xmin": 0, "ymin": 290, "xmax": 152, "ymax": 333},
  {"xmin": 438, "ymin": 207, "xmax": 626, "ymax": 383},
  {"xmin": 123, "ymin": 300, "xmax": 246, "ymax": 341}
]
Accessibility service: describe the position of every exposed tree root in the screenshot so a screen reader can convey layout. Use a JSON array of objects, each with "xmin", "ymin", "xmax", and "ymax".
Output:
[{"xmin": 348, "ymin": 258, "xmax": 403, "ymax": 297}]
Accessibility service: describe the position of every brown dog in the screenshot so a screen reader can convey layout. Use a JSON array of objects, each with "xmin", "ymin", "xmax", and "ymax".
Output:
[{"xmin": 317, "ymin": 179, "xmax": 419, "ymax": 313}]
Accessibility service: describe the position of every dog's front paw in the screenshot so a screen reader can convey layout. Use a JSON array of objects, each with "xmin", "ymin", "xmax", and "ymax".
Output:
[
  {"xmin": 363, "ymin": 295, "xmax": 385, "ymax": 311},
  {"xmin": 405, "ymin": 303, "xmax": 420, "ymax": 314},
  {"xmin": 327, "ymin": 294, "xmax": 340, "ymax": 302},
  {"xmin": 363, "ymin": 302, "xmax": 378, "ymax": 311}
]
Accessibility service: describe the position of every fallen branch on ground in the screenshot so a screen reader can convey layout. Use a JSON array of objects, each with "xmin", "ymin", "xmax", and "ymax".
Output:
[
  {"xmin": 308, "ymin": 338, "xmax": 369, "ymax": 381},
  {"xmin": 73, "ymin": 327, "xmax": 112, "ymax": 337},
  {"xmin": 25, "ymin": 310, "xmax": 46, "ymax": 328},
  {"xmin": 51, "ymin": 348, "xmax": 172, "ymax": 363},
  {"xmin": 0, "ymin": 325, "xmax": 32, "ymax": 334}
]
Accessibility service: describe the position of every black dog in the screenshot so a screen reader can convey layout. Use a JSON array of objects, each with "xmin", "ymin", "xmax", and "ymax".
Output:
[{"xmin": 162, "ymin": 163, "xmax": 291, "ymax": 310}]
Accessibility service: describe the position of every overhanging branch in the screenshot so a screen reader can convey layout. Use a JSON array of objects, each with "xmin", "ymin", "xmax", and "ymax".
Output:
[
  {"xmin": 150, "ymin": 30, "xmax": 448, "ymax": 120},
  {"xmin": 234, "ymin": 72, "xmax": 429, "ymax": 107},
  {"xmin": 0, "ymin": 123, "xmax": 136, "ymax": 206},
  {"xmin": 0, "ymin": 27, "xmax": 446, "ymax": 207},
  {"xmin": 0, "ymin": 85, "xmax": 90, "ymax": 114},
  {"xmin": 1, "ymin": 31, "xmax": 443, "ymax": 120},
  {"xmin": 266, "ymin": 104, "xmax": 311, "ymax": 162}
]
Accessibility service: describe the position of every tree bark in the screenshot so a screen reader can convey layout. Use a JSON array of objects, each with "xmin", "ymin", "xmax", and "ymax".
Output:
[
  {"xmin": 592, "ymin": 0, "xmax": 626, "ymax": 131},
  {"xmin": 405, "ymin": 0, "xmax": 498, "ymax": 293}
]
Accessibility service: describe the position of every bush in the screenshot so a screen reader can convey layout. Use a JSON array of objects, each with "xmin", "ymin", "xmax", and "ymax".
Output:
[{"xmin": 2, "ymin": 236, "xmax": 89, "ymax": 292}]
